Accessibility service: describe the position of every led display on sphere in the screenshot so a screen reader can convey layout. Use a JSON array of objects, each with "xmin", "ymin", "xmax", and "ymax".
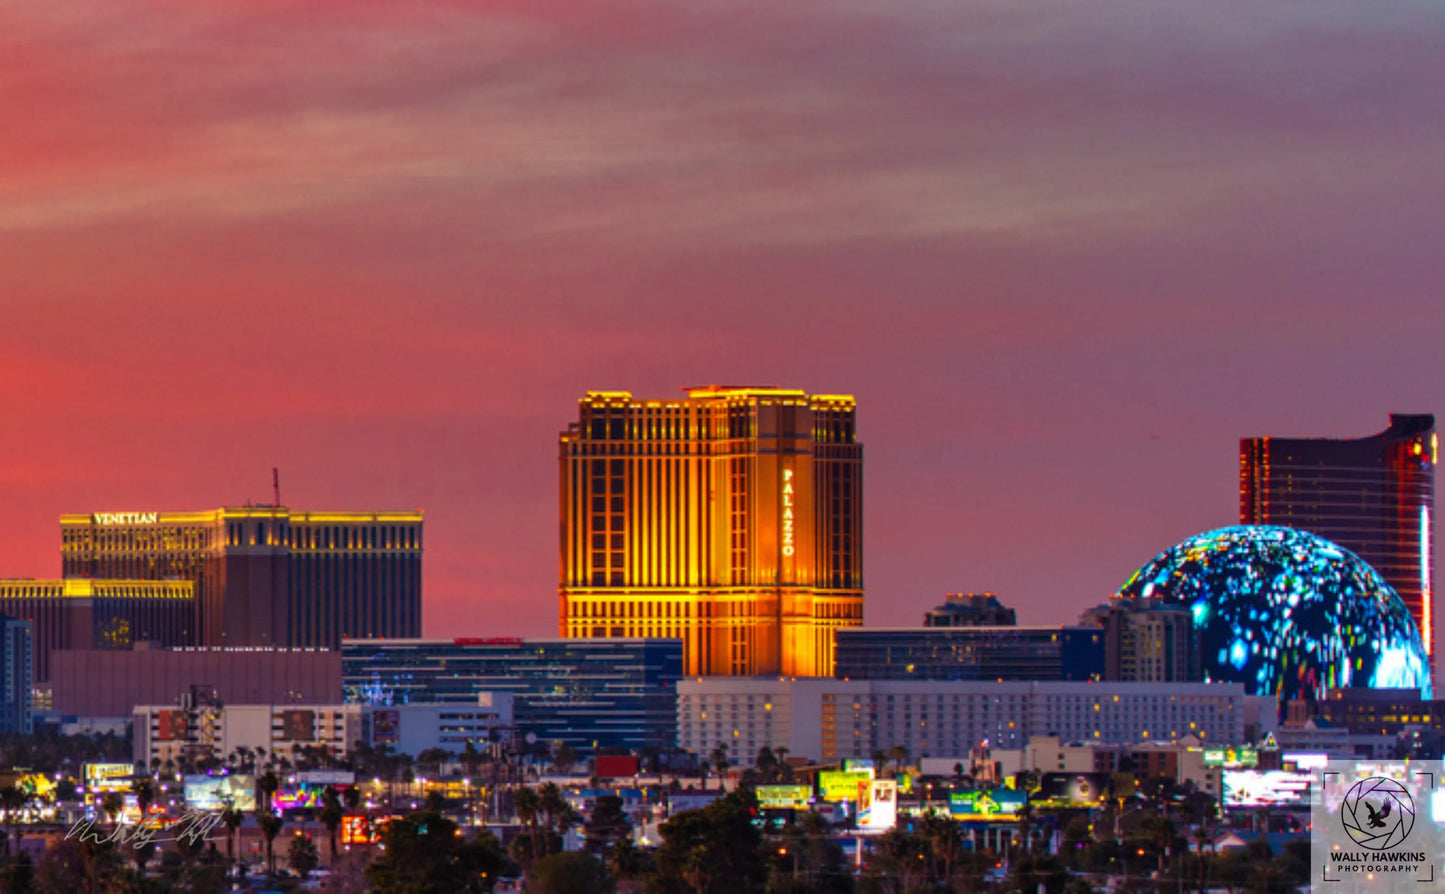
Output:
[{"xmin": 1116, "ymin": 526, "xmax": 1431, "ymax": 702}]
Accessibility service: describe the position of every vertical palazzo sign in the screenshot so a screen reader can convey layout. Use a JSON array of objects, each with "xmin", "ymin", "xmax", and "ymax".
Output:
[
  {"xmin": 781, "ymin": 469, "xmax": 796, "ymax": 558},
  {"xmin": 780, "ymin": 466, "xmax": 798, "ymax": 586}
]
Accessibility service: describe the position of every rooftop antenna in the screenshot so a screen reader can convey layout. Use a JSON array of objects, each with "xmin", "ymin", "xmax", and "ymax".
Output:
[{"xmin": 273, "ymin": 467, "xmax": 281, "ymax": 507}]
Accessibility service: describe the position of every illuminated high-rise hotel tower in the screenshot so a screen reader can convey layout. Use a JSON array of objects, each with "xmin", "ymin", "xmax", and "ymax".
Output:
[
  {"xmin": 1241, "ymin": 414, "xmax": 1436, "ymax": 672},
  {"xmin": 559, "ymin": 386, "xmax": 863, "ymax": 676},
  {"xmin": 61, "ymin": 507, "xmax": 423, "ymax": 650}
]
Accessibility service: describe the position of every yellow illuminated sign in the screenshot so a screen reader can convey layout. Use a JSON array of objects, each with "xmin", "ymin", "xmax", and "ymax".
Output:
[
  {"xmin": 781, "ymin": 469, "xmax": 796, "ymax": 558},
  {"xmin": 93, "ymin": 512, "xmax": 158, "ymax": 525}
]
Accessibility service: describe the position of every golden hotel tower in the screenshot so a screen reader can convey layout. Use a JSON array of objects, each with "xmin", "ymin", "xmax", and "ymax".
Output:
[{"xmin": 559, "ymin": 386, "xmax": 863, "ymax": 676}]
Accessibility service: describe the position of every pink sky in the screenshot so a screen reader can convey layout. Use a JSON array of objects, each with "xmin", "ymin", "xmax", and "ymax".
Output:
[{"xmin": 4, "ymin": 1, "xmax": 1445, "ymax": 652}]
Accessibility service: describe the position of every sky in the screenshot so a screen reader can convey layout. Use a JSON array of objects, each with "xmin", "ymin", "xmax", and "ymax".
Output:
[{"xmin": 4, "ymin": 1, "xmax": 1445, "ymax": 650}]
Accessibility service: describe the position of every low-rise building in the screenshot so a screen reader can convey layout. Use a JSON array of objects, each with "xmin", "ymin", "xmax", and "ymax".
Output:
[
  {"xmin": 51, "ymin": 645, "xmax": 341, "ymax": 718},
  {"xmin": 359, "ymin": 697, "xmax": 514, "ymax": 756},
  {"xmin": 834, "ymin": 626, "xmax": 1104, "ymax": 682},
  {"xmin": 133, "ymin": 702, "xmax": 364, "ymax": 769},
  {"xmin": 678, "ymin": 678, "xmax": 1257, "ymax": 765},
  {"xmin": 343, "ymin": 637, "xmax": 681, "ymax": 752}
]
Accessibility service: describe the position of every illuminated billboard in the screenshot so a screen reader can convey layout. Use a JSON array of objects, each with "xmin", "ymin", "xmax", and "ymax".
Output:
[
  {"xmin": 756, "ymin": 785, "xmax": 812, "ymax": 810},
  {"xmin": 1202, "ymin": 747, "xmax": 1259, "ymax": 768},
  {"xmin": 273, "ymin": 784, "xmax": 327, "ymax": 810},
  {"xmin": 1035, "ymin": 773, "xmax": 1108, "ymax": 806},
  {"xmin": 342, "ymin": 815, "xmax": 377, "ymax": 845},
  {"xmin": 859, "ymin": 780, "xmax": 898, "ymax": 831},
  {"xmin": 83, "ymin": 763, "xmax": 134, "ymax": 787},
  {"xmin": 817, "ymin": 770, "xmax": 874, "ymax": 803},
  {"xmin": 183, "ymin": 774, "xmax": 256, "ymax": 812},
  {"xmin": 948, "ymin": 789, "xmax": 1026, "ymax": 821},
  {"xmin": 156, "ymin": 710, "xmax": 189, "ymax": 741},
  {"xmin": 371, "ymin": 709, "xmax": 399, "ymax": 745},
  {"xmin": 1223, "ymin": 770, "xmax": 1313, "ymax": 807},
  {"xmin": 281, "ymin": 710, "xmax": 316, "ymax": 742}
]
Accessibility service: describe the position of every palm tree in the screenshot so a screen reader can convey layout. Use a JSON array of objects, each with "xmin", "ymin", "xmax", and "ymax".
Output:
[
  {"xmin": 256, "ymin": 770, "xmax": 280, "ymax": 813},
  {"xmin": 1015, "ymin": 799, "xmax": 1035, "ymax": 857},
  {"xmin": 257, "ymin": 811, "xmax": 285, "ymax": 877},
  {"xmin": 709, "ymin": 745, "xmax": 730, "ymax": 791},
  {"xmin": 918, "ymin": 808, "xmax": 961, "ymax": 884},
  {"xmin": 132, "ymin": 777, "xmax": 155, "ymax": 821},
  {"xmin": 220, "ymin": 804, "xmax": 244, "ymax": 866},
  {"xmin": 0, "ymin": 785, "xmax": 29, "ymax": 853},
  {"xmin": 538, "ymin": 782, "xmax": 577, "ymax": 848},
  {"xmin": 101, "ymin": 791, "xmax": 125, "ymax": 824},
  {"xmin": 318, "ymin": 786, "xmax": 344, "ymax": 865},
  {"xmin": 514, "ymin": 786, "xmax": 542, "ymax": 867}
]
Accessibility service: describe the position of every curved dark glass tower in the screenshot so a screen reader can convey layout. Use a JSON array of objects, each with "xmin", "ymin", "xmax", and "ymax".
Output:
[{"xmin": 1241, "ymin": 414, "xmax": 1435, "ymax": 676}]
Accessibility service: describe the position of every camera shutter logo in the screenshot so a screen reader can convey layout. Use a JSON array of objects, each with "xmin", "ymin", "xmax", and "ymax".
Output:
[{"xmin": 1341, "ymin": 776, "xmax": 1415, "ymax": 850}]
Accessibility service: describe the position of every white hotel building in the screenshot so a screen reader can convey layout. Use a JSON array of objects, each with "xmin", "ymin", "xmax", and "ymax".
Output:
[{"xmin": 679, "ymin": 678, "xmax": 1271, "ymax": 765}]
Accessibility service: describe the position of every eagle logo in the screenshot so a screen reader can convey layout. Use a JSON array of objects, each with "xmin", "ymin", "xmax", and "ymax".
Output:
[{"xmin": 1342, "ymin": 777, "xmax": 1415, "ymax": 850}]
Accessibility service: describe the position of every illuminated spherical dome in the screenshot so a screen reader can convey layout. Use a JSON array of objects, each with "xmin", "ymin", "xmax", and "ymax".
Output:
[{"xmin": 1116, "ymin": 526, "xmax": 1431, "ymax": 701}]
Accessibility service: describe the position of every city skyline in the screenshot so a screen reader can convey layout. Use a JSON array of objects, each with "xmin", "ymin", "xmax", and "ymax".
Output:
[{"xmin": 4, "ymin": 2, "xmax": 1445, "ymax": 640}]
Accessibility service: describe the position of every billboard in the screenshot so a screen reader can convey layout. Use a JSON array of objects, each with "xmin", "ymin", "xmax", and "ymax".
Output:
[
  {"xmin": 818, "ymin": 770, "xmax": 874, "ymax": 803},
  {"xmin": 341, "ymin": 815, "xmax": 378, "ymax": 845},
  {"xmin": 1223, "ymin": 770, "xmax": 1313, "ymax": 807},
  {"xmin": 859, "ymin": 780, "xmax": 898, "ymax": 831},
  {"xmin": 668, "ymin": 793, "xmax": 722, "ymax": 814},
  {"xmin": 156, "ymin": 709, "xmax": 189, "ymax": 741},
  {"xmin": 371, "ymin": 709, "xmax": 399, "ymax": 745},
  {"xmin": 273, "ymin": 786, "xmax": 323, "ymax": 810},
  {"xmin": 298, "ymin": 770, "xmax": 355, "ymax": 786},
  {"xmin": 756, "ymin": 785, "xmax": 812, "ymax": 810},
  {"xmin": 594, "ymin": 755, "xmax": 639, "ymax": 778},
  {"xmin": 1035, "ymin": 773, "xmax": 1108, "ymax": 806},
  {"xmin": 83, "ymin": 763, "xmax": 133, "ymax": 786},
  {"xmin": 341, "ymin": 814, "xmax": 401, "ymax": 845},
  {"xmin": 1203, "ymin": 747, "xmax": 1259, "ymax": 768},
  {"xmin": 183, "ymin": 774, "xmax": 257, "ymax": 812},
  {"xmin": 281, "ymin": 710, "xmax": 316, "ymax": 742},
  {"xmin": 948, "ymin": 789, "xmax": 1027, "ymax": 821}
]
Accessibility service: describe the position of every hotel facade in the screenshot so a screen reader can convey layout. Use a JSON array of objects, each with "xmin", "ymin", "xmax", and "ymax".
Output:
[
  {"xmin": 0, "ymin": 578, "xmax": 195, "ymax": 683},
  {"xmin": 60, "ymin": 507, "xmax": 423, "ymax": 650},
  {"xmin": 678, "ymin": 678, "xmax": 1261, "ymax": 766},
  {"xmin": 559, "ymin": 386, "xmax": 863, "ymax": 677},
  {"xmin": 1240, "ymin": 414, "xmax": 1436, "ymax": 667}
]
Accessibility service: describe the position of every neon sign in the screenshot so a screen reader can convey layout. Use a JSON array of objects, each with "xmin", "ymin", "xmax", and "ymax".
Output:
[
  {"xmin": 93, "ymin": 512, "xmax": 158, "ymax": 525},
  {"xmin": 781, "ymin": 469, "xmax": 795, "ymax": 557}
]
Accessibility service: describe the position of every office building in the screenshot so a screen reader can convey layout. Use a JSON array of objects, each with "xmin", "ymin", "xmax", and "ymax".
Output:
[
  {"xmin": 923, "ymin": 593, "xmax": 1017, "ymax": 627},
  {"xmin": 133, "ymin": 702, "xmax": 364, "ymax": 769},
  {"xmin": 678, "ymin": 678, "xmax": 1256, "ymax": 765},
  {"xmin": 833, "ymin": 626, "xmax": 1103, "ymax": 682},
  {"xmin": 1241, "ymin": 414, "xmax": 1435, "ymax": 663},
  {"xmin": 342, "ymin": 637, "xmax": 682, "ymax": 752},
  {"xmin": 60, "ymin": 507, "xmax": 423, "ymax": 649},
  {"xmin": 1079, "ymin": 598, "xmax": 1200, "ymax": 683},
  {"xmin": 359, "ymin": 698, "xmax": 515, "ymax": 757},
  {"xmin": 48, "ymin": 646, "xmax": 341, "ymax": 718},
  {"xmin": 559, "ymin": 386, "xmax": 863, "ymax": 677},
  {"xmin": 0, "ymin": 578, "xmax": 195, "ymax": 683},
  {"xmin": 0, "ymin": 614, "xmax": 33, "ymax": 735}
]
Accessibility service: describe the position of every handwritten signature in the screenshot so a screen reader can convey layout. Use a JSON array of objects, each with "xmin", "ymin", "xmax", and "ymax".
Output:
[{"xmin": 66, "ymin": 811, "xmax": 227, "ymax": 850}]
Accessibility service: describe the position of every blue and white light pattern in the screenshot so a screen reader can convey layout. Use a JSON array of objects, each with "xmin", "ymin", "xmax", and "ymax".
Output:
[{"xmin": 1116, "ymin": 526, "xmax": 1432, "ymax": 702}]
